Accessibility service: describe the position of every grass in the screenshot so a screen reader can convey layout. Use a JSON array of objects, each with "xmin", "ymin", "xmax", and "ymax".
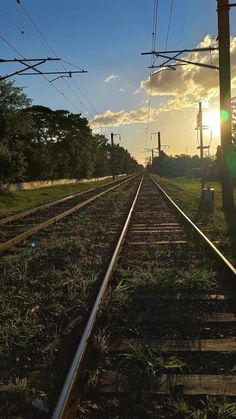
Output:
[
  {"xmin": 166, "ymin": 396, "xmax": 236, "ymax": 418},
  {"xmin": 103, "ymin": 281, "xmax": 133, "ymax": 319},
  {"xmin": 0, "ymin": 176, "xmax": 125, "ymax": 218},
  {"xmin": 0, "ymin": 179, "xmax": 138, "ymax": 416},
  {"xmin": 151, "ymin": 175, "xmax": 236, "ymax": 265},
  {"xmin": 119, "ymin": 344, "xmax": 186, "ymax": 376},
  {"xmin": 118, "ymin": 265, "xmax": 218, "ymax": 296},
  {"xmin": 92, "ymin": 328, "xmax": 110, "ymax": 355}
]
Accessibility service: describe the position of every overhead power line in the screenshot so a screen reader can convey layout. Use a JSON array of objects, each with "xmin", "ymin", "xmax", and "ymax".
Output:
[
  {"xmin": 0, "ymin": 33, "xmax": 24, "ymax": 56},
  {"xmin": 142, "ymin": 47, "xmax": 219, "ymax": 72},
  {"xmin": 16, "ymin": 0, "xmax": 106, "ymax": 135},
  {"xmin": 177, "ymin": 0, "xmax": 191, "ymax": 44},
  {"xmin": 0, "ymin": 34, "xmax": 84, "ymax": 112},
  {"xmin": 145, "ymin": 0, "xmax": 159, "ymax": 151},
  {"xmin": 164, "ymin": 0, "xmax": 174, "ymax": 51},
  {"xmin": 0, "ymin": 56, "xmax": 87, "ymax": 81}
]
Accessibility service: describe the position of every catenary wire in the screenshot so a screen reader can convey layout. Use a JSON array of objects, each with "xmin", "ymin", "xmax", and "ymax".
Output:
[
  {"xmin": 177, "ymin": 0, "xmax": 191, "ymax": 45},
  {"xmin": 0, "ymin": 33, "xmax": 84, "ymax": 113},
  {"xmin": 164, "ymin": 0, "xmax": 174, "ymax": 52},
  {"xmin": 16, "ymin": 0, "xmax": 106, "ymax": 135},
  {"xmin": 144, "ymin": 0, "xmax": 159, "ymax": 151}
]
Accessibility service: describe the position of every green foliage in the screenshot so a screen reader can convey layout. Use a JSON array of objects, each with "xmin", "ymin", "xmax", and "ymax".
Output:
[
  {"xmin": 149, "ymin": 153, "xmax": 219, "ymax": 180},
  {"xmin": 167, "ymin": 396, "xmax": 236, "ymax": 418},
  {"xmin": 121, "ymin": 265, "xmax": 217, "ymax": 295},
  {"xmin": 0, "ymin": 81, "xmax": 140, "ymax": 185},
  {"xmin": 0, "ymin": 80, "xmax": 31, "ymax": 184},
  {"xmin": 119, "ymin": 344, "xmax": 186, "ymax": 376}
]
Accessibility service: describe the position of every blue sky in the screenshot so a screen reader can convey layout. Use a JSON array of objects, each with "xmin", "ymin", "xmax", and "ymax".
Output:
[{"xmin": 1, "ymin": 1, "xmax": 236, "ymax": 163}]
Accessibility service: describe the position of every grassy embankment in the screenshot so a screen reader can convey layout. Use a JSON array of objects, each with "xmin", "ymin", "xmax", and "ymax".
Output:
[
  {"xmin": 152, "ymin": 175, "xmax": 236, "ymax": 266},
  {"xmin": 0, "ymin": 176, "xmax": 125, "ymax": 218}
]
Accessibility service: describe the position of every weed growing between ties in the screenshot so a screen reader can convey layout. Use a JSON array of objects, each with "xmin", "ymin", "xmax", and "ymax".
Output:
[
  {"xmin": 119, "ymin": 344, "xmax": 186, "ymax": 376},
  {"xmin": 0, "ymin": 180, "xmax": 138, "ymax": 416},
  {"xmin": 152, "ymin": 175, "xmax": 236, "ymax": 265},
  {"xmin": 75, "ymin": 393, "xmax": 236, "ymax": 418},
  {"xmin": 165, "ymin": 396, "xmax": 236, "ymax": 418},
  {"xmin": 101, "ymin": 281, "xmax": 134, "ymax": 320},
  {"xmin": 118, "ymin": 265, "xmax": 218, "ymax": 296}
]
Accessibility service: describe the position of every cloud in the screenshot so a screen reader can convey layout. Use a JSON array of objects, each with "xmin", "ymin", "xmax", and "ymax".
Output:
[
  {"xmin": 104, "ymin": 74, "xmax": 119, "ymax": 83},
  {"xmin": 90, "ymin": 107, "xmax": 160, "ymax": 127},
  {"xmin": 119, "ymin": 88, "xmax": 125, "ymax": 93},
  {"xmin": 139, "ymin": 35, "xmax": 236, "ymax": 109},
  {"xmin": 91, "ymin": 35, "xmax": 236, "ymax": 129}
]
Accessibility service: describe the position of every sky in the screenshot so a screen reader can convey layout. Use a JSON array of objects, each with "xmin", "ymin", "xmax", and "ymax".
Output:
[{"xmin": 0, "ymin": 0, "xmax": 236, "ymax": 165}]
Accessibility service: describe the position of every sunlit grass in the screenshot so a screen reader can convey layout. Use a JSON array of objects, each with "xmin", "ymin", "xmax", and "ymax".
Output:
[
  {"xmin": 0, "ymin": 176, "xmax": 124, "ymax": 218},
  {"xmin": 152, "ymin": 175, "xmax": 236, "ymax": 265}
]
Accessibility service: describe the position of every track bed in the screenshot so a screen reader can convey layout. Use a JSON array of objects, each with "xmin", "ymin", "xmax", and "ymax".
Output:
[{"xmin": 56, "ymin": 176, "xmax": 236, "ymax": 418}]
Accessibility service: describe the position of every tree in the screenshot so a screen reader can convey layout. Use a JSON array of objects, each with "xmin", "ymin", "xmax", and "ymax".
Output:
[
  {"xmin": 0, "ymin": 82, "xmax": 141, "ymax": 184},
  {"xmin": 24, "ymin": 106, "xmax": 96, "ymax": 180},
  {"xmin": 0, "ymin": 80, "xmax": 32, "ymax": 184},
  {"xmin": 92, "ymin": 134, "xmax": 110, "ymax": 177}
]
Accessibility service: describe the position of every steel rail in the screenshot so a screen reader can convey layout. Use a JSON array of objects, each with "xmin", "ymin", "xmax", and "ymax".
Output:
[
  {"xmin": 0, "ymin": 175, "xmax": 138, "ymax": 256},
  {"xmin": 151, "ymin": 176, "xmax": 236, "ymax": 276},
  {"xmin": 0, "ymin": 175, "xmax": 131, "ymax": 226},
  {"xmin": 52, "ymin": 176, "xmax": 144, "ymax": 419}
]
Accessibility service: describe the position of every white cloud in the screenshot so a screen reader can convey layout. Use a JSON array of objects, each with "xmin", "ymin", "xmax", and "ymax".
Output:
[
  {"xmin": 139, "ymin": 35, "xmax": 236, "ymax": 110},
  {"xmin": 104, "ymin": 74, "xmax": 119, "ymax": 83},
  {"xmin": 91, "ymin": 35, "xmax": 236, "ymax": 129},
  {"xmin": 119, "ymin": 88, "xmax": 125, "ymax": 93},
  {"xmin": 90, "ymin": 107, "xmax": 160, "ymax": 127}
]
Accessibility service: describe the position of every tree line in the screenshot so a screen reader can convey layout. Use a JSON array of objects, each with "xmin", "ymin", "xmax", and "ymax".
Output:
[
  {"xmin": 148, "ymin": 149, "xmax": 236, "ymax": 183},
  {"xmin": 0, "ymin": 80, "xmax": 141, "ymax": 185},
  {"xmin": 147, "ymin": 153, "xmax": 219, "ymax": 179}
]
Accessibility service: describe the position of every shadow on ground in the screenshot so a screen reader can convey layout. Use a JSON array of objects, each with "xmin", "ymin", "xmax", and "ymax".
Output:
[
  {"xmin": 223, "ymin": 207, "xmax": 236, "ymax": 262},
  {"xmin": 193, "ymin": 198, "xmax": 214, "ymax": 226}
]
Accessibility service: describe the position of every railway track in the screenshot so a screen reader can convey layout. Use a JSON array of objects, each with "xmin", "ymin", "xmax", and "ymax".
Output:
[
  {"xmin": 52, "ymin": 174, "xmax": 236, "ymax": 418},
  {"xmin": 0, "ymin": 175, "xmax": 134, "ymax": 255}
]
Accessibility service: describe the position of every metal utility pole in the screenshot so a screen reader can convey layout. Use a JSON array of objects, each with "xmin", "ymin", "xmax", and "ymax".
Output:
[
  {"xmin": 158, "ymin": 132, "xmax": 161, "ymax": 156},
  {"xmin": 217, "ymin": 0, "xmax": 234, "ymax": 209},
  {"xmin": 197, "ymin": 103, "xmax": 204, "ymax": 188},
  {"xmin": 198, "ymin": 103, "xmax": 204, "ymax": 162},
  {"xmin": 156, "ymin": 132, "xmax": 169, "ymax": 155}
]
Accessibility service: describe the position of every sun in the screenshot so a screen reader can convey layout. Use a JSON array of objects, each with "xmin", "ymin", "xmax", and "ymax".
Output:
[{"xmin": 203, "ymin": 111, "xmax": 221, "ymax": 136}]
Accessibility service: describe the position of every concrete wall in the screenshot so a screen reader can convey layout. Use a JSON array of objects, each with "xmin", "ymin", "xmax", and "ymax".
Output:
[{"xmin": 8, "ymin": 175, "xmax": 126, "ymax": 192}]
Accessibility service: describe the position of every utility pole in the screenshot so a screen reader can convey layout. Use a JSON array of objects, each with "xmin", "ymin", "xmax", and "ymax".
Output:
[
  {"xmin": 158, "ymin": 132, "xmax": 161, "ymax": 156},
  {"xmin": 217, "ymin": 0, "xmax": 234, "ymax": 209},
  {"xmin": 198, "ymin": 103, "xmax": 204, "ymax": 162},
  {"xmin": 197, "ymin": 103, "xmax": 204, "ymax": 188},
  {"xmin": 157, "ymin": 132, "xmax": 169, "ymax": 155}
]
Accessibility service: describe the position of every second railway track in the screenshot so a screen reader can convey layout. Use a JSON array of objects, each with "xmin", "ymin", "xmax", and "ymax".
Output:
[
  {"xmin": 0, "ymin": 175, "xmax": 135, "ymax": 255},
  {"xmin": 53, "ymin": 174, "xmax": 236, "ymax": 418}
]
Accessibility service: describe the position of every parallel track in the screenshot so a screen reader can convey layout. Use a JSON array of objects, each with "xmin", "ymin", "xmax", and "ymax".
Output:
[
  {"xmin": 53, "ymin": 175, "xmax": 236, "ymax": 418},
  {"xmin": 0, "ymin": 175, "xmax": 135, "ymax": 255}
]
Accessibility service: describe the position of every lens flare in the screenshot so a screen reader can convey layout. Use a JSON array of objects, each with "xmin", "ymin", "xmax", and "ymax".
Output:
[{"xmin": 220, "ymin": 110, "xmax": 229, "ymax": 122}]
